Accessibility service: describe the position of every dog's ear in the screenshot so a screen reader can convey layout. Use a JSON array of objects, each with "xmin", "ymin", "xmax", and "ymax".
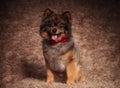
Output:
[
  {"xmin": 42, "ymin": 8, "xmax": 53, "ymax": 21},
  {"xmin": 62, "ymin": 11, "xmax": 72, "ymax": 24}
]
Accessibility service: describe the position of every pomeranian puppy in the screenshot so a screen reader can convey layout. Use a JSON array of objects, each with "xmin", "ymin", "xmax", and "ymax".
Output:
[{"xmin": 40, "ymin": 8, "xmax": 82, "ymax": 84}]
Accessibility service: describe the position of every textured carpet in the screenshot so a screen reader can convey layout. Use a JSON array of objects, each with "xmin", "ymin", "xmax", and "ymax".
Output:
[{"xmin": 0, "ymin": 0, "xmax": 120, "ymax": 88}]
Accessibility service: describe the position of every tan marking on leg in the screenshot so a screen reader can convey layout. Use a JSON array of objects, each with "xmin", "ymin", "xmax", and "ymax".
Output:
[
  {"xmin": 66, "ymin": 60, "xmax": 76, "ymax": 85},
  {"xmin": 46, "ymin": 67, "xmax": 54, "ymax": 83}
]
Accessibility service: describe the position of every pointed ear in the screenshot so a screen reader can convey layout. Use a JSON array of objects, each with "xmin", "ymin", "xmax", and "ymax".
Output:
[
  {"xmin": 62, "ymin": 11, "xmax": 72, "ymax": 24},
  {"xmin": 42, "ymin": 8, "xmax": 53, "ymax": 21}
]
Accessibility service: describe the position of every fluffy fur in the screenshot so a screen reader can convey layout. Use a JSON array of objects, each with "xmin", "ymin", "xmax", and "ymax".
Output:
[{"xmin": 40, "ymin": 8, "xmax": 82, "ymax": 84}]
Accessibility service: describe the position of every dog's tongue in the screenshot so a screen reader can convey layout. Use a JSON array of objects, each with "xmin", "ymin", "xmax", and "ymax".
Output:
[{"xmin": 52, "ymin": 35, "xmax": 57, "ymax": 40}]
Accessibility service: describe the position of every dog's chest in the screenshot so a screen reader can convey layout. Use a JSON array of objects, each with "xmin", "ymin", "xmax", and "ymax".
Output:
[
  {"xmin": 44, "ymin": 46, "xmax": 66, "ymax": 71},
  {"xmin": 49, "ymin": 58, "xmax": 66, "ymax": 72},
  {"xmin": 43, "ymin": 41, "xmax": 74, "ymax": 72},
  {"xmin": 43, "ymin": 43, "xmax": 69, "ymax": 72}
]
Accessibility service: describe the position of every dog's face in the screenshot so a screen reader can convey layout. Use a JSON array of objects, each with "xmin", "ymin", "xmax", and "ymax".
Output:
[{"xmin": 40, "ymin": 8, "xmax": 72, "ymax": 42}]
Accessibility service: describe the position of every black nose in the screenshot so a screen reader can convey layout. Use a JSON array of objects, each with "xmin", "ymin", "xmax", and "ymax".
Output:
[{"xmin": 52, "ymin": 28, "xmax": 57, "ymax": 34}]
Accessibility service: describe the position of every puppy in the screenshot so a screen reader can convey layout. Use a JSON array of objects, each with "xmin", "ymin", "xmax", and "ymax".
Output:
[{"xmin": 40, "ymin": 8, "xmax": 82, "ymax": 84}]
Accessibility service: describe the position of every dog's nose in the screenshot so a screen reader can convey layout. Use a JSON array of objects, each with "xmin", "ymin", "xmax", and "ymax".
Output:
[{"xmin": 52, "ymin": 28, "xmax": 57, "ymax": 34}]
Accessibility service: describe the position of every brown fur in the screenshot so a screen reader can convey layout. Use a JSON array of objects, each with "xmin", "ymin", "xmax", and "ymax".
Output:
[{"xmin": 40, "ymin": 8, "xmax": 82, "ymax": 85}]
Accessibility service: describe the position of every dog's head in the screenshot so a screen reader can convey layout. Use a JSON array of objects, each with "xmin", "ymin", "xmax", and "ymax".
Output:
[{"xmin": 40, "ymin": 8, "xmax": 72, "ymax": 43}]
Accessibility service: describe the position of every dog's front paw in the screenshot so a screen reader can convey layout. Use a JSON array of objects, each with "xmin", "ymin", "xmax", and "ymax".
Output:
[
  {"xmin": 66, "ymin": 79, "xmax": 74, "ymax": 85},
  {"xmin": 46, "ymin": 78, "xmax": 54, "ymax": 84}
]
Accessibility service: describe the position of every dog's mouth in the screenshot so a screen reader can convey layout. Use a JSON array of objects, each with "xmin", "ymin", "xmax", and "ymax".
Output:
[
  {"xmin": 49, "ymin": 32, "xmax": 68, "ymax": 45},
  {"xmin": 51, "ymin": 32, "xmax": 62, "ymax": 41}
]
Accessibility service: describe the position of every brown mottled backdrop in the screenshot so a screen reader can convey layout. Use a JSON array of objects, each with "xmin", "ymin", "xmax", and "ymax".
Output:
[{"xmin": 0, "ymin": 0, "xmax": 120, "ymax": 88}]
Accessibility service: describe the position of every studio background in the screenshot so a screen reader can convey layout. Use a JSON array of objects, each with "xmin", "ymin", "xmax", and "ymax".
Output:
[{"xmin": 0, "ymin": 0, "xmax": 120, "ymax": 88}]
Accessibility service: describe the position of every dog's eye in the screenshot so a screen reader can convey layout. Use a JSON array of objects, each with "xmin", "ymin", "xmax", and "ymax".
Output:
[
  {"xmin": 47, "ymin": 23, "xmax": 51, "ymax": 27},
  {"xmin": 40, "ymin": 25, "xmax": 47, "ymax": 31},
  {"xmin": 41, "ymin": 28, "xmax": 46, "ymax": 31},
  {"xmin": 59, "ymin": 24, "xmax": 65, "ymax": 29},
  {"xmin": 46, "ymin": 22, "xmax": 52, "ymax": 27}
]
